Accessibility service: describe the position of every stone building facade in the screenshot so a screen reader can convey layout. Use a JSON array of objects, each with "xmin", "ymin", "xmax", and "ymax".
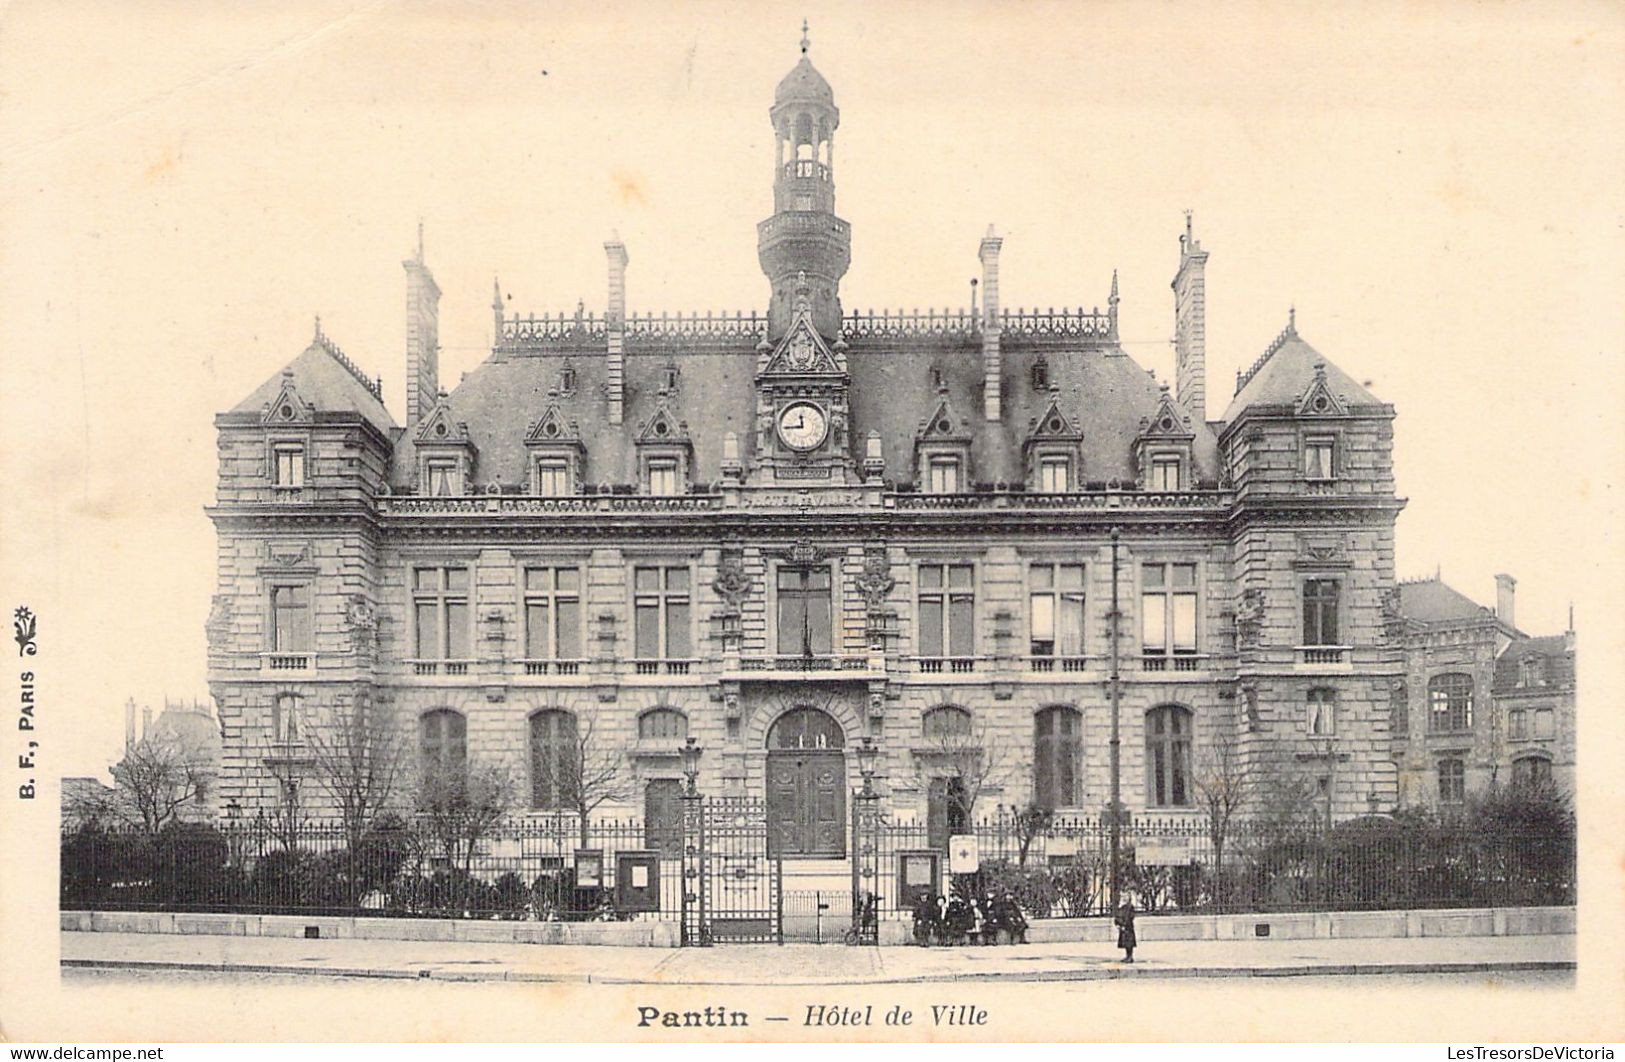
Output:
[
  {"xmin": 1392, "ymin": 575, "xmax": 1576, "ymax": 808},
  {"xmin": 207, "ymin": 35, "xmax": 1410, "ymax": 856}
]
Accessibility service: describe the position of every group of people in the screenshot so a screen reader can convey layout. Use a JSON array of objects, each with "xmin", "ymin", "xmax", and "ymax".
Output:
[
  {"xmin": 908, "ymin": 884, "xmax": 1141, "ymax": 963},
  {"xmin": 909, "ymin": 888, "xmax": 1029, "ymax": 947}
]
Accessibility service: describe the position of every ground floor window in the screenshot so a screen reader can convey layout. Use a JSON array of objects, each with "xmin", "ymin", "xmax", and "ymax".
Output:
[{"xmin": 1437, "ymin": 757, "xmax": 1465, "ymax": 804}]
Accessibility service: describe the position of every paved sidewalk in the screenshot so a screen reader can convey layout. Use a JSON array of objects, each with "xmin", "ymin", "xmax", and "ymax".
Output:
[{"xmin": 60, "ymin": 930, "xmax": 1575, "ymax": 985}]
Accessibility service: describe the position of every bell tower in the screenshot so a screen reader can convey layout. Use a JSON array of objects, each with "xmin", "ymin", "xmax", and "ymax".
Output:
[{"xmin": 758, "ymin": 23, "xmax": 851, "ymax": 340}]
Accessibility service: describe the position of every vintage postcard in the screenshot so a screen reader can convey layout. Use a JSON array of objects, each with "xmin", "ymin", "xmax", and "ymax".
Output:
[{"xmin": 1, "ymin": 0, "xmax": 1621, "ymax": 1045}]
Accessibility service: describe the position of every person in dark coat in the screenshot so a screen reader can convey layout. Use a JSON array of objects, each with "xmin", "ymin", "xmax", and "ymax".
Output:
[
  {"xmin": 1114, "ymin": 897, "xmax": 1137, "ymax": 963},
  {"xmin": 911, "ymin": 892, "xmax": 940, "ymax": 946}
]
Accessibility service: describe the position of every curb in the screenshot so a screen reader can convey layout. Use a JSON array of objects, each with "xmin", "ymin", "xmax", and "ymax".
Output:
[{"xmin": 61, "ymin": 958, "xmax": 1575, "ymax": 985}]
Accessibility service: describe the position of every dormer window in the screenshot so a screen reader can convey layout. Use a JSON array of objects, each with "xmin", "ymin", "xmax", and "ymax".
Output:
[
  {"xmin": 1519, "ymin": 657, "xmax": 1545, "ymax": 687},
  {"xmin": 273, "ymin": 444, "xmax": 306, "ymax": 489},
  {"xmin": 648, "ymin": 458, "xmax": 681, "ymax": 497},
  {"xmin": 558, "ymin": 363, "xmax": 577, "ymax": 394},
  {"xmin": 1031, "ymin": 358, "xmax": 1049, "ymax": 391},
  {"xmin": 1150, "ymin": 455, "xmax": 1182, "ymax": 491},
  {"xmin": 1038, "ymin": 456, "xmax": 1070, "ymax": 493},
  {"xmin": 927, "ymin": 455, "xmax": 962, "ymax": 494},
  {"xmin": 535, "ymin": 459, "xmax": 571, "ymax": 497},
  {"xmin": 1304, "ymin": 436, "xmax": 1336, "ymax": 481},
  {"xmin": 426, "ymin": 459, "xmax": 460, "ymax": 497},
  {"xmin": 660, "ymin": 363, "xmax": 681, "ymax": 394}
]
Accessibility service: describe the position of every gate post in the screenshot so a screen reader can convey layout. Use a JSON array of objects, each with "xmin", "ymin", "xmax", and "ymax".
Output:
[{"xmin": 850, "ymin": 736, "xmax": 881, "ymax": 945}]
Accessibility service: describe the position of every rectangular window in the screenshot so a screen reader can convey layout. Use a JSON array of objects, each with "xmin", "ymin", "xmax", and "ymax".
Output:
[
  {"xmin": 1307, "ymin": 688, "xmax": 1336, "ymax": 736},
  {"xmin": 927, "ymin": 456, "xmax": 962, "ymax": 494},
  {"xmin": 535, "ymin": 460, "xmax": 570, "ymax": 497},
  {"xmin": 1304, "ymin": 437, "xmax": 1335, "ymax": 480},
  {"xmin": 1038, "ymin": 457, "xmax": 1070, "ymax": 493},
  {"xmin": 1029, "ymin": 563, "xmax": 1085, "ymax": 660},
  {"xmin": 777, "ymin": 566, "xmax": 833, "ymax": 656},
  {"xmin": 918, "ymin": 563, "xmax": 975, "ymax": 658},
  {"xmin": 634, "ymin": 565, "xmax": 691, "ymax": 659},
  {"xmin": 413, "ymin": 565, "xmax": 470, "ymax": 659},
  {"xmin": 1428, "ymin": 675, "xmax": 1475, "ymax": 732},
  {"xmin": 1534, "ymin": 708, "xmax": 1555, "ymax": 739},
  {"xmin": 273, "ymin": 446, "xmax": 305, "ymax": 488},
  {"xmin": 523, "ymin": 566, "xmax": 581, "ymax": 660},
  {"xmin": 1438, "ymin": 758, "xmax": 1465, "ymax": 804},
  {"xmin": 1141, "ymin": 563, "xmax": 1198, "ymax": 655},
  {"xmin": 1302, "ymin": 579, "xmax": 1341, "ymax": 645},
  {"xmin": 1513, "ymin": 757, "xmax": 1551, "ymax": 788},
  {"xmin": 269, "ymin": 584, "xmax": 311, "ymax": 652},
  {"xmin": 1508, "ymin": 709, "xmax": 1527, "ymax": 739},
  {"xmin": 426, "ymin": 460, "xmax": 460, "ymax": 497},
  {"xmin": 647, "ymin": 459, "xmax": 680, "ymax": 497},
  {"xmin": 1150, "ymin": 456, "xmax": 1181, "ymax": 492}
]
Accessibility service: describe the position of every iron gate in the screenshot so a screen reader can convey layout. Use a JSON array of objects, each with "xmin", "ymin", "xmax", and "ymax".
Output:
[{"xmin": 681, "ymin": 795, "xmax": 783, "ymax": 945}]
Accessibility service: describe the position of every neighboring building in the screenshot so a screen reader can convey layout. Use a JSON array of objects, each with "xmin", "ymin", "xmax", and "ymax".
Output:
[
  {"xmin": 107, "ymin": 697, "xmax": 223, "ymax": 824},
  {"xmin": 207, "ymin": 32, "xmax": 1409, "ymax": 860},
  {"xmin": 61, "ymin": 776, "xmax": 115, "ymax": 829},
  {"xmin": 1392, "ymin": 575, "xmax": 1576, "ymax": 808}
]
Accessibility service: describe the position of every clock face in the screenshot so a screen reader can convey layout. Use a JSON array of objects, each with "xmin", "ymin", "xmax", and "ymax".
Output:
[{"xmin": 777, "ymin": 402, "xmax": 829, "ymax": 451}]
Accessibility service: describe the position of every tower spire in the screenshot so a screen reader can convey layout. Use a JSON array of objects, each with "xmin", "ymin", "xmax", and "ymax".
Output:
[{"xmin": 800, "ymin": 18, "xmax": 810, "ymax": 54}]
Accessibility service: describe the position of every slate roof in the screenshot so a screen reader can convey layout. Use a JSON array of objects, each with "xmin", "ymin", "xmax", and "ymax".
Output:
[
  {"xmin": 387, "ymin": 334, "xmax": 1223, "ymax": 491},
  {"xmin": 776, "ymin": 56, "xmax": 835, "ymax": 108},
  {"xmin": 1397, "ymin": 578, "xmax": 1497, "ymax": 625},
  {"xmin": 1222, "ymin": 331, "xmax": 1379, "ymax": 422},
  {"xmin": 1493, "ymin": 635, "xmax": 1576, "ymax": 693},
  {"xmin": 232, "ymin": 337, "xmax": 396, "ymax": 436}
]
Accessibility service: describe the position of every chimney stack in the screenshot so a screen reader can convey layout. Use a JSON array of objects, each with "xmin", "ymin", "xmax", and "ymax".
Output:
[
  {"xmin": 124, "ymin": 697, "xmax": 136, "ymax": 749},
  {"xmin": 605, "ymin": 234, "xmax": 629, "ymax": 426},
  {"xmin": 979, "ymin": 225, "xmax": 1004, "ymax": 421},
  {"xmin": 141, "ymin": 705, "xmax": 153, "ymax": 741},
  {"xmin": 403, "ymin": 222, "xmax": 441, "ymax": 430},
  {"xmin": 1172, "ymin": 211, "xmax": 1209, "ymax": 421},
  {"xmin": 1495, "ymin": 573, "xmax": 1516, "ymax": 630}
]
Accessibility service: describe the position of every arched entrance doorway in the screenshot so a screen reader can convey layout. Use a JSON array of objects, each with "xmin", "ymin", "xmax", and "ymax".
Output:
[{"xmin": 766, "ymin": 708, "xmax": 846, "ymax": 858}]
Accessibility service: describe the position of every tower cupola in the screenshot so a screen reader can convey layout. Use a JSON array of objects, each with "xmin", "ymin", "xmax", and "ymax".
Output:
[{"xmin": 759, "ymin": 22, "xmax": 851, "ymax": 339}]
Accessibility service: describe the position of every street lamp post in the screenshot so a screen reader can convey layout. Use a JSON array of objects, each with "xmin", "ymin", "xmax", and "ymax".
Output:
[
  {"xmin": 852, "ymin": 735, "xmax": 881, "ymax": 945},
  {"xmin": 678, "ymin": 736, "xmax": 704, "ymax": 946}
]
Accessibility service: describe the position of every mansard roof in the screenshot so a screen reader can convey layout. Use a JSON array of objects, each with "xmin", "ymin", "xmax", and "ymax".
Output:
[
  {"xmin": 1493, "ymin": 635, "xmax": 1576, "ymax": 693},
  {"xmin": 231, "ymin": 329, "xmax": 395, "ymax": 435},
  {"xmin": 387, "ymin": 327, "xmax": 1222, "ymax": 490},
  {"xmin": 1397, "ymin": 577, "xmax": 1497, "ymax": 625},
  {"xmin": 1222, "ymin": 325, "xmax": 1380, "ymax": 423}
]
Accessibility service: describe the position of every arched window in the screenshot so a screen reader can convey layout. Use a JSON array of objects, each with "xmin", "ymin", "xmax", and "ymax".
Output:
[
  {"xmin": 419, "ymin": 709, "xmax": 466, "ymax": 773},
  {"xmin": 1307, "ymin": 688, "xmax": 1336, "ymax": 737},
  {"xmin": 768, "ymin": 707, "xmax": 844, "ymax": 750},
  {"xmin": 638, "ymin": 708, "xmax": 688, "ymax": 741},
  {"xmin": 1146, "ymin": 705, "xmax": 1193, "ymax": 807},
  {"xmin": 1511, "ymin": 754, "xmax": 1552, "ymax": 790},
  {"xmin": 1428, "ymin": 674, "xmax": 1474, "ymax": 733},
  {"xmin": 272, "ymin": 693, "xmax": 301, "ymax": 744},
  {"xmin": 1033, "ymin": 706, "xmax": 1081, "ymax": 809},
  {"xmin": 922, "ymin": 705, "xmax": 973, "ymax": 741},
  {"xmin": 529, "ymin": 709, "xmax": 579, "ymax": 810}
]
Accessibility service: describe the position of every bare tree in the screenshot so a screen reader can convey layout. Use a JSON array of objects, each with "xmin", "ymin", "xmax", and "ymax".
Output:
[
  {"xmin": 413, "ymin": 757, "xmax": 517, "ymax": 881},
  {"xmin": 1190, "ymin": 725, "xmax": 1257, "ymax": 904},
  {"xmin": 305, "ymin": 693, "xmax": 406, "ymax": 851},
  {"xmin": 545, "ymin": 716, "xmax": 629, "ymax": 847},
  {"xmin": 912, "ymin": 713, "xmax": 1010, "ymax": 830},
  {"xmin": 101, "ymin": 732, "xmax": 213, "ymax": 835}
]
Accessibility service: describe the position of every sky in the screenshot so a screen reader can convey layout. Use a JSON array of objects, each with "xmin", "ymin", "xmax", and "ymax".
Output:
[{"xmin": 1, "ymin": 0, "xmax": 1621, "ymax": 779}]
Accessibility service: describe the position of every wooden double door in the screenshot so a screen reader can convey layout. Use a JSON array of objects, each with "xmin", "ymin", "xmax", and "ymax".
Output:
[{"xmin": 766, "ymin": 750, "xmax": 846, "ymax": 858}]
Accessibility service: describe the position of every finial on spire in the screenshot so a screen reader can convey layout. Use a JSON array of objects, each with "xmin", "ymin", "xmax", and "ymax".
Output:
[
  {"xmin": 800, "ymin": 18, "xmax": 810, "ymax": 55},
  {"xmin": 313, "ymin": 314, "xmax": 322, "ymax": 340},
  {"xmin": 1288, "ymin": 305, "xmax": 1296, "ymax": 332},
  {"xmin": 416, "ymin": 218, "xmax": 424, "ymax": 262},
  {"xmin": 1110, "ymin": 269, "xmax": 1119, "ymax": 303}
]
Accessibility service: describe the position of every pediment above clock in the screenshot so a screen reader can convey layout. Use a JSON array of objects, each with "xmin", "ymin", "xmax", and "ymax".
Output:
[
  {"xmin": 261, "ymin": 372, "xmax": 312, "ymax": 425},
  {"xmin": 760, "ymin": 316, "xmax": 843, "ymax": 377}
]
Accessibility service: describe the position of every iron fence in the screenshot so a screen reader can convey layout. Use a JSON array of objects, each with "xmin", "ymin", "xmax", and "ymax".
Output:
[
  {"xmin": 61, "ymin": 817, "xmax": 684, "ymax": 922},
  {"xmin": 868, "ymin": 813, "xmax": 1575, "ymax": 920}
]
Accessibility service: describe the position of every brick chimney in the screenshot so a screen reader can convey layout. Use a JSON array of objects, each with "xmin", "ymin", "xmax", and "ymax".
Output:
[
  {"xmin": 979, "ymin": 225, "xmax": 1003, "ymax": 421},
  {"xmin": 124, "ymin": 697, "xmax": 136, "ymax": 749},
  {"xmin": 403, "ymin": 222, "xmax": 441, "ymax": 430},
  {"xmin": 605, "ymin": 234, "xmax": 629, "ymax": 426},
  {"xmin": 1172, "ymin": 212, "xmax": 1208, "ymax": 421},
  {"xmin": 1495, "ymin": 573, "xmax": 1516, "ymax": 629}
]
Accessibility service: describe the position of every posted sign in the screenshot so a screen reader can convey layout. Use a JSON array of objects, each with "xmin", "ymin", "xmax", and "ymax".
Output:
[
  {"xmin": 948, "ymin": 834, "xmax": 980, "ymax": 874},
  {"xmin": 1135, "ymin": 838, "xmax": 1194, "ymax": 866}
]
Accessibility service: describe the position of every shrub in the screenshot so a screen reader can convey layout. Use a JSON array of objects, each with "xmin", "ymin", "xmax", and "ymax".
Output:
[{"xmin": 152, "ymin": 821, "xmax": 235, "ymax": 907}]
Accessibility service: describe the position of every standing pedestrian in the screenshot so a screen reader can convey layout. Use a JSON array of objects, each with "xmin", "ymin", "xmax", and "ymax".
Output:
[{"xmin": 1114, "ymin": 897, "xmax": 1137, "ymax": 963}]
